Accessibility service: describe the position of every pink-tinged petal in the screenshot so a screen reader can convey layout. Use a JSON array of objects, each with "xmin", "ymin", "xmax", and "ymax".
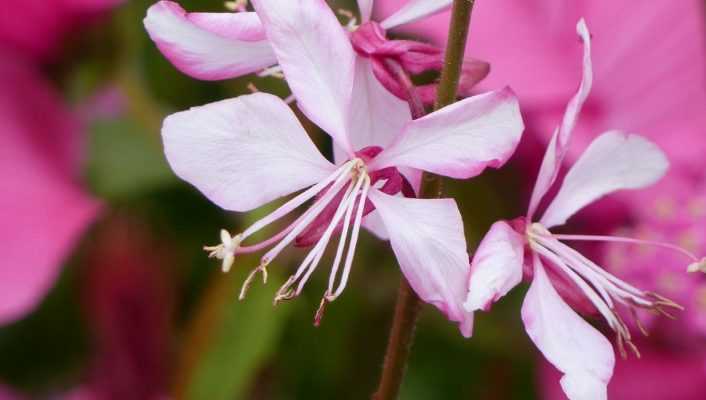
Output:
[
  {"xmin": 251, "ymin": 0, "xmax": 356, "ymax": 154},
  {"xmin": 371, "ymin": 87, "xmax": 523, "ymax": 179},
  {"xmin": 333, "ymin": 59, "xmax": 412, "ymax": 184},
  {"xmin": 0, "ymin": 57, "xmax": 100, "ymax": 325},
  {"xmin": 522, "ymin": 255, "xmax": 614, "ymax": 400},
  {"xmin": 526, "ymin": 19, "xmax": 593, "ymax": 219},
  {"xmin": 368, "ymin": 190, "xmax": 474, "ymax": 337},
  {"xmin": 362, "ymin": 210, "xmax": 389, "ymax": 239},
  {"xmin": 380, "ymin": 0, "xmax": 452, "ymax": 30},
  {"xmin": 348, "ymin": 58, "xmax": 412, "ymax": 151},
  {"xmin": 541, "ymin": 131, "xmax": 669, "ymax": 228},
  {"xmin": 162, "ymin": 93, "xmax": 336, "ymax": 212},
  {"xmin": 144, "ymin": 1, "xmax": 276, "ymax": 81},
  {"xmin": 540, "ymin": 346, "xmax": 706, "ymax": 400},
  {"xmin": 465, "ymin": 220, "xmax": 524, "ymax": 312},
  {"xmin": 358, "ymin": 0, "xmax": 374, "ymax": 22}
]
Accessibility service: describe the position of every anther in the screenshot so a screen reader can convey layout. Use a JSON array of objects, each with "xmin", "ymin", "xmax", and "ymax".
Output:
[
  {"xmin": 273, "ymin": 276, "xmax": 297, "ymax": 305},
  {"xmin": 313, "ymin": 295, "xmax": 330, "ymax": 327},
  {"xmin": 239, "ymin": 258, "xmax": 270, "ymax": 300}
]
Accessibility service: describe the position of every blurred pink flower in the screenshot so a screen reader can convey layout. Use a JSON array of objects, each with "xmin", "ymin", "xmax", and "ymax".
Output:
[
  {"xmin": 539, "ymin": 344, "xmax": 706, "ymax": 400},
  {"xmin": 465, "ymin": 20, "xmax": 699, "ymax": 400},
  {"xmin": 160, "ymin": 0, "xmax": 524, "ymax": 336},
  {"xmin": 604, "ymin": 173, "xmax": 706, "ymax": 340},
  {"xmin": 70, "ymin": 217, "xmax": 173, "ymax": 400},
  {"xmin": 0, "ymin": 0, "xmax": 123, "ymax": 61},
  {"xmin": 377, "ymin": 0, "xmax": 706, "ymax": 173},
  {"xmin": 0, "ymin": 54, "xmax": 100, "ymax": 325}
]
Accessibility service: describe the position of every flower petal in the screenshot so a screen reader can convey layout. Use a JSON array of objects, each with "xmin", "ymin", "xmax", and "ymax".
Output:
[
  {"xmin": 144, "ymin": 1, "xmax": 276, "ymax": 81},
  {"xmin": 465, "ymin": 220, "xmax": 524, "ymax": 312},
  {"xmin": 361, "ymin": 210, "xmax": 389, "ymax": 239},
  {"xmin": 371, "ymin": 87, "xmax": 523, "ymax": 179},
  {"xmin": 162, "ymin": 93, "xmax": 336, "ymax": 212},
  {"xmin": 541, "ymin": 131, "xmax": 669, "ymax": 228},
  {"xmin": 358, "ymin": 0, "xmax": 374, "ymax": 22},
  {"xmin": 0, "ymin": 58, "xmax": 100, "ymax": 325},
  {"xmin": 527, "ymin": 18, "xmax": 592, "ymax": 219},
  {"xmin": 252, "ymin": 0, "xmax": 356, "ymax": 154},
  {"xmin": 368, "ymin": 190, "xmax": 473, "ymax": 337},
  {"xmin": 522, "ymin": 255, "xmax": 614, "ymax": 400},
  {"xmin": 347, "ymin": 58, "xmax": 412, "ymax": 152},
  {"xmin": 380, "ymin": 0, "xmax": 452, "ymax": 30}
]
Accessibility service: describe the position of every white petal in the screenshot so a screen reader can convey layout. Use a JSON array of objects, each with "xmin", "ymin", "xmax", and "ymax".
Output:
[
  {"xmin": 380, "ymin": 0, "xmax": 452, "ymax": 30},
  {"xmin": 522, "ymin": 255, "xmax": 614, "ymax": 400},
  {"xmin": 252, "ymin": 0, "xmax": 356, "ymax": 154},
  {"xmin": 541, "ymin": 131, "xmax": 669, "ymax": 228},
  {"xmin": 465, "ymin": 220, "xmax": 524, "ymax": 312},
  {"xmin": 358, "ymin": 0, "xmax": 374, "ymax": 22},
  {"xmin": 144, "ymin": 1, "xmax": 276, "ymax": 80},
  {"xmin": 369, "ymin": 190, "xmax": 474, "ymax": 337},
  {"xmin": 361, "ymin": 210, "xmax": 389, "ymax": 239},
  {"xmin": 527, "ymin": 19, "xmax": 593, "ymax": 219},
  {"xmin": 347, "ymin": 58, "xmax": 411, "ymax": 151},
  {"xmin": 162, "ymin": 93, "xmax": 335, "ymax": 212},
  {"xmin": 371, "ymin": 88, "xmax": 523, "ymax": 179}
]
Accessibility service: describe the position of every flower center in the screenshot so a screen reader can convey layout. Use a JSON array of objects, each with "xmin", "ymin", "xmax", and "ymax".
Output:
[
  {"xmin": 203, "ymin": 157, "xmax": 375, "ymax": 323},
  {"xmin": 526, "ymin": 222, "xmax": 684, "ymax": 358}
]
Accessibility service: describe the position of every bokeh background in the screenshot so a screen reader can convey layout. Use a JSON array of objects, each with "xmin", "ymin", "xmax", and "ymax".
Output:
[{"xmin": 2, "ymin": 0, "xmax": 705, "ymax": 399}]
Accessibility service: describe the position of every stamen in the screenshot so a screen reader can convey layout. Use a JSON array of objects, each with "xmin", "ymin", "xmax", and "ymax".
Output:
[
  {"xmin": 547, "ymin": 232, "xmax": 702, "ymax": 263},
  {"xmin": 260, "ymin": 161, "xmax": 362, "ymax": 264},
  {"xmin": 325, "ymin": 177, "xmax": 360, "ymax": 296},
  {"xmin": 237, "ymin": 161, "xmax": 358, "ymax": 300},
  {"xmin": 530, "ymin": 241, "xmax": 623, "ymax": 333},
  {"xmin": 529, "ymin": 225, "xmax": 683, "ymax": 359},
  {"xmin": 629, "ymin": 307, "xmax": 649, "ymax": 337},
  {"xmin": 238, "ymin": 258, "xmax": 269, "ymax": 300},
  {"xmin": 242, "ymin": 162, "xmax": 354, "ymax": 240},
  {"xmin": 273, "ymin": 275, "xmax": 296, "ymax": 305},
  {"xmin": 291, "ymin": 175, "xmax": 363, "ymax": 296},
  {"xmin": 329, "ymin": 175, "xmax": 371, "ymax": 300},
  {"xmin": 313, "ymin": 295, "xmax": 329, "ymax": 327}
]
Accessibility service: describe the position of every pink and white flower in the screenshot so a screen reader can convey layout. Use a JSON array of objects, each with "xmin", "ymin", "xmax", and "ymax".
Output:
[
  {"xmin": 143, "ymin": 0, "xmax": 485, "ymax": 104},
  {"xmin": 465, "ymin": 19, "xmax": 702, "ymax": 400},
  {"xmin": 160, "ymin": 0, "xmax": 524, "ymax": 336}
]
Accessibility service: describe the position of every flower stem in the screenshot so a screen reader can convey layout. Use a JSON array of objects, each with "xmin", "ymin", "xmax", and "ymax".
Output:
[
  {"xmin": 435, "ymin": 0, "xmax": 476, "ymax": 110},
  {"xmin": 372, "ymin": 278, "xmax": 423, "ymax": 400},
  {"xmin": 373, "ymin": 1, "xmax": 476, "ymax": 399}
]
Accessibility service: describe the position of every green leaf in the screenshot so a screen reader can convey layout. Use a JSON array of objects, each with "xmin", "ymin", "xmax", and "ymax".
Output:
[
  {"xmin": 184, "ymin": 263, "xmax": 291, "ymax": 400},
  {"xmin": 86, "ymin": 118, "xmax": 176, "ymax": 199}
]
